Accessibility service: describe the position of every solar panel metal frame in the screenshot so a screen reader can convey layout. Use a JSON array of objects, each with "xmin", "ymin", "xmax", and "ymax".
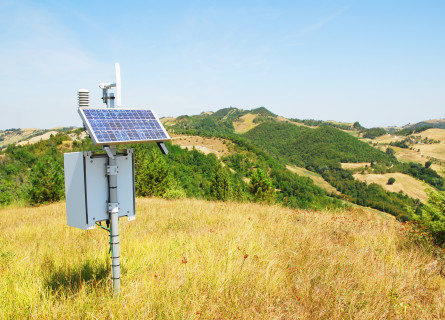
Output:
[{"xmin": 78, "ymin": 107, "xmax": 171, "ymax": 146}]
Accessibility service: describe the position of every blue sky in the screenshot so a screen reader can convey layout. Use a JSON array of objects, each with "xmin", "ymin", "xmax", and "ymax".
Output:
[{"xmin": 1, "ymin": 0, "xmax": 444, "ymax": 129}]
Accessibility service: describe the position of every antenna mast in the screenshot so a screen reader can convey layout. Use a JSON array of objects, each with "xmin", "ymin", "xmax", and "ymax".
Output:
[
  {"xmin": 99, "ymin": 62, "xmax": 122, "ymax": 108},
  {"xmin": 99, "ymin": 62, "xmax": 122, "ymax": 294}
]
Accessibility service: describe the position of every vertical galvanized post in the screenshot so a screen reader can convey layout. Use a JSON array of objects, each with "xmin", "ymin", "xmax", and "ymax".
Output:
[{"xmin": 107, "ymin": 145, "xmax": 121, "ymax": 295}]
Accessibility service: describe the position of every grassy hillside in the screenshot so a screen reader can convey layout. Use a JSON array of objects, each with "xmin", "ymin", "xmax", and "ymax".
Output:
[
  {"xmin": 353, "ymin": 172, "xmax": 429, "ymax": 202},
  {"xmin": 286, "ymin": 165, "xmax": 339, "ymax": 194},
  {"xmin": 1, "ymin": 198, "xmax": 444, "ymax": 319},
  {"xmin": 0, "ymin": 128, "xmax": 45, "ymax": 150},
  {"xmin": 0, "ymin": 127, "xmax": 76, "ymax": 150}
]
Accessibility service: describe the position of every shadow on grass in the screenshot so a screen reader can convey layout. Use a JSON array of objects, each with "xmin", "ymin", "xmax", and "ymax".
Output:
[{"xmin": 42, "ymin": 258, "xmax": 109, "ymax": 296}]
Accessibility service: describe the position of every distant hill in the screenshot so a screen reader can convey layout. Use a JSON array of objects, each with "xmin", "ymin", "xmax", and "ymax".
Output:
[
  {"xmin": 404, "ymin": 119, "xmax": 445, "ymax": 130},
  {"xmin": 0, "ymin": 128, "xmax": 44, "ymax": 149},
  {"xmin": 0, "ymin": 127, "xmax": 76, "ymax": 150}
]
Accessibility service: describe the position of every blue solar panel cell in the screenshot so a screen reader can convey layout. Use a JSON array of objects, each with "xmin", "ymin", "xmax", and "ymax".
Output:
[{"xmin": 79, "ymin": 108, "xmax": 171, "ymax": 145}]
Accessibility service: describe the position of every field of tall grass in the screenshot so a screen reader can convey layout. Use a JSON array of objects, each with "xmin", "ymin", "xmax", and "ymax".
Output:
[{"xmin": 0, "ymin": 198, "xmax": 444, "ymax": 319}]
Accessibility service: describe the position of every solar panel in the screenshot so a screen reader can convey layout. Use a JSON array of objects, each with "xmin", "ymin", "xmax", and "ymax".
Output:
[{"xmin": 78, "ymin": 108, "xmax": 171, "ymax": 145}]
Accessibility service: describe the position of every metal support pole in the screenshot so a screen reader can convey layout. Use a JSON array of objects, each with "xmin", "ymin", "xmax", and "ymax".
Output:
[{"xmin": 107, "ymin": 145, "xmax": 120, "ymax": 295}]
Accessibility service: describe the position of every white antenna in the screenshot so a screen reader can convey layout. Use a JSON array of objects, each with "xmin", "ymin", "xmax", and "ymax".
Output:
[
  {"xmin": 99, "ymin": 62, "xmax": 122, "ymax": 108},
  {"xmin": 115, "ymin": 63, "xmax": 121, "ymax": 107}
]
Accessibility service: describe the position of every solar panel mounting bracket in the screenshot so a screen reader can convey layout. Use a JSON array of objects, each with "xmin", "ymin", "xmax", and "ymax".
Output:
[
  {"xmin": 108, "ymin": 202, "xmax": 119, "ymax": 213},
  {"xmin": 107, "ymin": 165, "xmax": 118, "ymax": 176},
  {"xmin": 157, "ymin": 142, "xmax": 169, "ymax": 155},
  {"xmin": 104, "ymin": 146, "xmax": 115, "ymax": 160}
]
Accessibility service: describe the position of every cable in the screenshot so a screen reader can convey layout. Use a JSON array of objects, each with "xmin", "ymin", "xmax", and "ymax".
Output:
[{"xmin": 96, "ymin": 222, "xmax": 112, "ymax": 255}]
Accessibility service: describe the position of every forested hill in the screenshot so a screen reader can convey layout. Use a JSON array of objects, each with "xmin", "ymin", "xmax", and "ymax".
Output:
[
  {"xmin": 171, "ymin": 106, "xmax": 277, "ymax": 136},
  {"xmin": 164, "ymin": 107, "xmax": 443, "ymax": 220},
  {"xmin": 241, "ymin": 121, "xmax": 429, "ymax": 219},
  {"xmin": 243, "ymin": 122, "xmax": 393, "ymax": 170}
]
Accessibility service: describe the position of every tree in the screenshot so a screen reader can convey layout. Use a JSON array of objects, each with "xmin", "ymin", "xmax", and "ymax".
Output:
[
  {"xmin": 353, "ymin": 121, "xmax": 364, "ymax": 130},
  {"xmin": 135, "ymin": 147, "xmax": 173, "ymax": 197},
  {"xmin": 386, "ymin": 147, "xmax": 396, "ymax": 157},
  {"xmin": 0, "ymin": 179, "xmax": 16, "ymax": 205},
  {"xmin": 249, "ymin": 169, "xmax": 276, "ymax": 203},
  {"xmin": 416, "ymin": 189, "xmax": 445, "ymax": 245},
  {"xmin": 387, "ymin": 177, "xmax": 396, "ymax": 185},
  {"xmin": 425, "ymin": 161, "xmax": 432, "ymax": 169},
  {"xmin": 209, "ymin": 164, "xmax": 231, "ymax": 201},
  {"xmin": 28, "ymin": 157, "xmax": 64, "ymax": 204}
]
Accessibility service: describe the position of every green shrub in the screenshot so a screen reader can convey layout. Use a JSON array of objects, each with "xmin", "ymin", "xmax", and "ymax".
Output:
[
  {"xmin": 387, "ymin": 177, "xmax": 396, "ymax": 185},
  {"xmin": 0, "ymin": 179, "xmax": 16, "ymax": 205},
  {"xmin": 363, "ymin": 127, "xmax": 387, "ymax": 139},
  {"xmin": 135, "ymin": 148, "xmax": 173, "ymax": 197},
  {"xmin": 415, "ymin": 189, "xmax": 445, "ymax": 245},
  {"xmin": 163, "ymin": 187, "xmax": 186, "ymax": 200},
  {"xmin": 28, "ymin": 157, "xmax": 64, "ymax": 205},
  {"xmin": 249, "ymin": 169, "xmax": 276, "ymax": 203}
]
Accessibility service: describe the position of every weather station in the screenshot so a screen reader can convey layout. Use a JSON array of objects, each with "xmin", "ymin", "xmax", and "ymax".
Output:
[{"xmin": 63, "ymin": 63, "xmax": 171, "ymax": 295}]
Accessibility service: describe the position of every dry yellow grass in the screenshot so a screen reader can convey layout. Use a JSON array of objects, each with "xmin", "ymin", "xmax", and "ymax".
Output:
[
  {"xmin": 364, "ymin": 129, "xmax": 445, "ymax": 174},
  {"xmin": 378, "ymin": 146, "xmax": 444, "ymax": 177},
  {"xmin": 353, "ymin": 173, "xmax": 429, "ymax": 202},
  {"xmin": 327, "ymin": 120, "xmax": 353, "ymax": 127},
  {"xmin": 233, "ymin": 114, "xmax": 310, "ymax": 133},
  {"xmin": 0, "ymin": 128, "xmax": 40, "ymax": 148},
  {"xmin": 1, "ymin": 198, "xmax": 443, "ymax": 319},
  {"xmin": 160, "ymin": 117, "xmax": 177, "ymax": 126},
  {"xmin": 16, "ymin": 131, "xmax": 59, "ymax": 146},
  {"xmin": 233, "ymin": 114, "xmax": 260, "ymax": 133},
  {"xmin": 363, "ymin": 129, "xmax": 445, "ymax": 146},
  {"xmin": 392, "ymin": 146, "xmax": 426, "ymax": 164},
  {"xmin": 286, "ymin": 165, "xmax": 339, "ymax": 194},
  {"xmin": 431, "ymin": 164, "xmax": 445, "ymax": 177},
  {"xmin": 170, "ymin": 135, "xmax": 231, "ymax": 157},
  {"xmin": 361, "ymin": 134, "xmax": 404, "ymax": 144},
  {"xmin": 276, "ymin": 116, "xmax": 308, "ymax": 127},
  {"xmin": 416, "ymin": 144, "xmax": 445, "ymax": 162},
  {"xmin": 341, "ymin": 162, "xmax": 371, "ymax": 170},
  {"xmin": 67, "ymin": 131, "xmax": 88, "ymax": 142},
  {"xmin": 417, "ymin": 128, "xmax": 445, "ymax": 141}
]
